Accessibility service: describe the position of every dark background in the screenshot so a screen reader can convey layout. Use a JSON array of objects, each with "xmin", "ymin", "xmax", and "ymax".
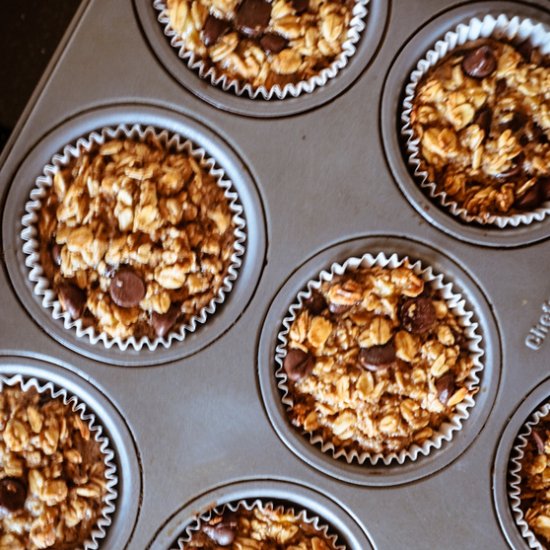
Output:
[{"xmin": 0, "ymin": 0, "xmax": 81, "ymax": 153}]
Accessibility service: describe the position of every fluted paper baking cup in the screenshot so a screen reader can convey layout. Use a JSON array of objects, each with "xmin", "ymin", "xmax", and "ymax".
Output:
[
  {"xmin": 171, "ymin": 498, "xmax": 344, "ymax": 549},
  {"xmin": 153, "ymin": 0, "xmax": 369, "ymax": 100},
  {"xmin": 21, "ymin": 124, "xmax": 246, "ymax": 351},
  {"xmin": 401, "ymin": 14, "xmax": 550, "ymax": 227},
  {"xmin": 0, "ymin": 374, "xmax": 118, "ymax": 550},
  {"xmin": 509, "ymin": 401, "xmax": 550, "ymax": 549},
  {"xmin": 275, "ymin": 251, "xmax": 484, "ymax": 466}
]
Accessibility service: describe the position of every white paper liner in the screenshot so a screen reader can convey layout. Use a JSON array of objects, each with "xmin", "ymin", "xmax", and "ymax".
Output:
[
  {"xmin": 172, "ymin": 498, "xmax": 345, "ymax": 549},
  {"xmin": 509, "ymin": 401, "xmax": 550, "ymax": 549},
  {"xmin": 0, "ymin": 374, "xmax": 118, "ymax": 550},
  {"xmin": 274, "ymin": 252, "xmax": 484, "ymax": 466},
  {"xmin": 401, "ymin": 14, "xmax": 550, "ymax": 227},
  {"xmin": 21, "ymin": 124, "xmax": 247, "ymax": 351},
  {"xmin": 153, "ymin": 0, "xmax": 369, "ymax": 100}
]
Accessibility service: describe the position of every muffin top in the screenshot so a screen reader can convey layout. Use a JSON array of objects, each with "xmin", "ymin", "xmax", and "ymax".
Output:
[
  {"xmin": 0, "ymin": 384, "xmax": 110, "ymax": 550},
  {"xmin": 518, "ymin": 416, "xmax": 550, "ymax": 546},
  {"xmin": 410, "ymin": 38, "xmax": 550, "ymax": 220},
  {"xmin": 281, "ymin": 264, "xmax": 476, "ymax": 457},
  {"xmin": 162, "ymin": 0, "xmax": 355, "ymax": 90},
  {"xmin": 180, "ymin": 504, "xmax": 337, "ymax": 549},
  {"xmin": 36, "ymin": 135, "xmax": 238, "ymax": 341}
]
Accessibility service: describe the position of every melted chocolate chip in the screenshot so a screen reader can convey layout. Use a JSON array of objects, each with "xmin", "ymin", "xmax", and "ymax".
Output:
[
  {"xmin": 58, "ymin": 282, "xmax": 87, "ymax": 320},
  {"xmin": 436, "ymin": 374, "xmax": 455, "ymax": 406},
  {"xmin": 303, "ymin": 291, "xmax": 327, "ymax": 316},
  {"xmin": 514, "ymin": 184, "xmax": 544, "ymax": 210},
  {"xmin": 328, "ymin": 302, "xmax": 352, "ymax": 315},
  {"xmin": 283, "ymin": 349, "xmax": 315, "ymax": 382},
  {"xmin": 474, "ymin": 107, "xmax": 492, "ymax": 136},
  {"xmin": 235, "ymin": 0, "xmax": 271, "ymax": 37},
  {"xmin": 358, "ymin": 341, "xmax": 396, "ymax": 372},
  {"xmin": 496, "ymin": 153, "xmax": 525, "ymax": 180},
  {"xmin": 151, "ymin": 305, "xmax": 180, "ymax": 338},
  {"xmin": 0, "ymin": 478, "xmax": 27, "ymax": 513},
  {"xmin": 517, "ymin": 39, "xmax": 534, "ymax": 63},
  {"xmin": 532, "ymin": 430, "xmax": 546, "ymax": 455},
  {"xmin": 109, "ymin": 267, "xmax": 146, "ymax": 308},
  {"xmin": 495, "ymin": 79, "xmax": 507, "ymax": 95},
  {"xmin": 203, "ymin": 524, "xmax": 236, "ymax": 546},
  {"xmin": 540, "ymin": 177, "xmax": 550, "ymax": 201},
  {"xmin": 260, "ymin": 33, "xmax": 289, "ymax": 54},
  {"xmin": 462, "ymin": 46, "xmax": 497, "ymax": 79},
  {"xmin": 51, "ymin": 242, "xmax": 62, "ymax": 266},
  {"xmin": 503, "ymin": 111, "xmax": 528, "ymax": 133},
  {"xmin": 401, "ymin": 298, "xmax": 436, "ymax": 334},
  {"xmin": 292, "ymin": 0, "xmax": 309, "ymax": 14},
  {"xmin": 202, "ymin": 14, "xmax": 230, "ymax": 47}
]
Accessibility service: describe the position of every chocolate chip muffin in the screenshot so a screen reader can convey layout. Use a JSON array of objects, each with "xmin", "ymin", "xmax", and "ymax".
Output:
[
  {"xmin": 281, "ymin": 263, "xmax": 477, "ymax": 457},
  {"xmin": 410, "ymin": 37, "xmax": 550, "ymax": 220},
  {"xmin": 517, "ymin": 416, "xmax": 550, "ymax": 546},
  {"xmin": 179, "ymin": 503, "xmax": 338, "ymax": 549},
  {"xmin": 36, "ymin": 134, "xmax": 239, "ymax": 341},
  {"xmin": 159, "ymin": 0, "xmax": 356, "ymax": 90},
  {"xmin": 0, "ymin": 384, "xmax": 112, "ymax": 549}
]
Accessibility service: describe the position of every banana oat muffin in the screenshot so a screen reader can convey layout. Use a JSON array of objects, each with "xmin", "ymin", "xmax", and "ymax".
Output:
[
  {"xmin": 281, "ymin": 263, "xmax": 476, "ymax": 457},
  {"xmin": 410, "ymin": 37, "xmax": 550, "ymax": 220},
  {"xmin": 0, "ymin": 384, "xmax": 111, "ymax": 549},
  {"xmin": 159, "ymin": 0, "xmax": 356, "ymax": 90},
  {"xmin": 36, "ymin": 134, "xmax": 239, "ymax": 341},
  {"xmin": 179, "ymin": 503, "xmax": 338, "ymax": 549},
  {"xmin": 517, "ymin": 415, "xmax": 550, "ymax": 546}
]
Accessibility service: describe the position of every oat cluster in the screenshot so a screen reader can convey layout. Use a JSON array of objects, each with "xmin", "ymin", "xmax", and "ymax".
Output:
[
  {"xmin": 0, "ymin": 385, "xmax": 109, "ymax": 550},
  {"xmin": 282, "ymin": 265, "xmax": 476, "ymax": 456},
  {"xmin": 181, "ymin": 504, "xmax": 336, "ymax": 549},
  {"xmin": 162, "ymin": 0, "xmax": 354, "ymax": 90},
  {"xmin": 518, "ymin": 417, "xmax": 550, "ymax": 546},
  {"xmin": 410, "ymin": 38, "xmax": 550, "ymax": 219},
  {"xmin": 37, "ymin": 135, "xmax": 237, "ymax": 340}
]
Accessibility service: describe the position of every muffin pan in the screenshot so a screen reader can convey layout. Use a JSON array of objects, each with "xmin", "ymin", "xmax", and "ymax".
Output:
[{"xmin": 0, "ymin": 0, "xmax": 548, "ymax": 547}]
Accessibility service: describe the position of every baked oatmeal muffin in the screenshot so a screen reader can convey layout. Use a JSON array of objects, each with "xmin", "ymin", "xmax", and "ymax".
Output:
[
  {"xmin": 517, "ymin": 415, "xmax": 550, "ymax": 547},
  {"xmin": 410, "ymin": 37, "xmax": 550, "ymax": 220},
  {"xmin": 281, "ymin": 263, "xmax": 477, "ymax": 457},
  {"xmin": 178, "ymin": 503, "xmax": 339, "ymax": 549},
  {"xmin": 0, "ymin": 384, "xmax": 113, "ymax": 549},
  {"xmin": 36, "ymin": 134, "xmax": 239, "ymax": 341},
  {"xmin": 158, "ymin": 0, "xmax": 357, "ymax": 91}
]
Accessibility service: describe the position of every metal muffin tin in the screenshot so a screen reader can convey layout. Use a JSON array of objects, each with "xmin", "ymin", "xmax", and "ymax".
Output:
[{"xmin": 0, "ymin": 0, "xmax": 549, "ymax": 547}]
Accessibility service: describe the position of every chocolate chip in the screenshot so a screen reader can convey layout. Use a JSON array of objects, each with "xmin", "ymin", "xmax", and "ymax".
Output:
[
  {"xmin": 203, "ymin": 524, "xmax": 235, "ymax": 546},
  {"xmin": 50, "ymin": 242, "xmax": 62, "ymax": 266},
  {"xmin": 514, "ymin": 184, "xmax": 544, "ymax": 210},
  {"xmin": 532, "ymin": 430, "xmax": 546, "ymax": 455},
  {"xmin": 0, "ymin": 478, "xmax": 27, "ymax": 513},
  {"xmin": 473, "ymin": 107, "xmax": 492, "ymax": 136},
  {"xmin": 496, "ymin": 153, "xmax": 525, "ymax": 180},
  {"xmin": 260, "ymin": 32, "xmax": 289, "ymax": 54},
  {"xmin": 283, "ymin": 349, "xmax": 315, "ymax": 382},
  {"xmin": 292, "ymin": 0, "xmax": 309, "ymax": 14},
  {"xmin": 540, "ymin": 177, "xmax": 550, "ymax": 201},
  {"xmin": 504, "ymin": 111, "xmax": 528, "ymax": 133},
  {"xmin": 303, "ymin": 291, "xmax": 327, "ymax": 316},
  {"xmin": 328, "ymin": 302, "xmax": 352, "ymax": 315},
  {"xmin": 202, "ymin": 14, "xmax": 230, "ymax": 47},
  {"xmin": 151, "ymin": 305, "xmax": 180, "ymax": 338},
  {"xmin": 495, "ymin": 78, "xmax": 507, "ymax": 95},
  {"xmin": 436, "ymin": 374, "xmax": 455, "ymax": 405},
  {"xmin": 109, "ymin": 267, "xmax": 146, "ymax": 308},
  {"xmin": 462, "ymin": 46, "xmax": 497, "ymax": 79},
  {"xmin": 358, "ymin": 341, "xmax": 396, "ymax": 372},
  {"xmin": 58, "ymin": 282, "xmax": 87, "ymax": 320},
  {"xmin": 400, "ymin": 298, "xmax": 436, "ymax": 334},
  {"xmin": 235, "ymin": 0, "xmax": 271, "ymax": 37},
  {"xmin": 517, "ymin": 39, "xmax": 534, "ymax": 63}
]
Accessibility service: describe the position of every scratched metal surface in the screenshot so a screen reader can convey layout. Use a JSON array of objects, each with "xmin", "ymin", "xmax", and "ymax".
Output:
[{"xmin": 0, "ymin": 0, "xmax": 549, "ymax": 548}]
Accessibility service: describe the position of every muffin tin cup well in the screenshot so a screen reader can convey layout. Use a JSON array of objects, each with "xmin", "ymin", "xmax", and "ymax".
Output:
[
  {"xmin": 0, "ymin": 357, "xmax": 142, "ymax": 550},
  {"xmin": 381, "ymin": 1, "xmax": 550, "ymax": 247},
  {"xmin": 274, "ymin": 250, "xmax": 484, "ymax": 466},
  {"xmin": 2, "ymin": 104, "xmax": 266, "ymax": 366},
  {"xmin": 152, "ymin": 0, "xmax": 369, "ymax": 101},
  {"xmin": 259, "ymin": 236, "xmax": 501, "ymax": 486},
  {"xmin": 493, "ymin": 380, "xmax": 550, "ymax": 550},
  {"xmin": 21, "ymin": 123, "xmax": 246, "ymax": 352},
  {"xmin": 401, "ymin": 14, "xmax": 550, "ymax": 228},
  {"xmin": 148, "ymin": 480, "xmax": 374, "ymax": 549},
  {"xmin": 134, "ymin": 0, "xmax": 389, "ymax": 117}
]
